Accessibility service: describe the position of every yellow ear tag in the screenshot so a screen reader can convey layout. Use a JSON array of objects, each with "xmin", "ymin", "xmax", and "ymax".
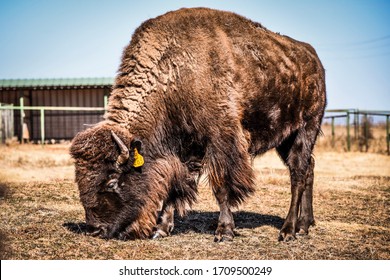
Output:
[{"xmin": 133, "ymin": 148, "xmax": 144, "ymax": 168}]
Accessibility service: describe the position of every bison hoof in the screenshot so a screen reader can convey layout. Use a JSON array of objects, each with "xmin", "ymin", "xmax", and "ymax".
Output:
[
  {"xmin": 278, "ymin": 224, "xmax": 296, "ymax": 242},
  {"xmin": 296, "ymin": 228, "xmax": 308, "ymax": 236},
  {"xmin": 151, "ymin": 229, "xmax": 169, "ymax": 239},
  {"xmin": 152, "ymin": 232, "xmax": 165, "ymax": 239},
  {"xmin": 278, "ymin": 230, "xmax": 296, "ymax": 242},
  {"xmin": 100, "ymin": 229, "xmax": 116, "ymax": 240},
  {"xmin": 117, "ymin": 231, "xmax": 134, "ymax": 241},
  {"xmin": 152, "ymin": 232, "xmax": 163, "ymax": 239},
  {"xmin": 296, "ymin": 218, "xmax": 315, "ymax": 236},
  {"xmin": 214, "ymin": 234, "xmax": 234, "ymax": 242},
  {"xmin": 214, "ymin": 228, "xmax": 234, "ymax": 242}
]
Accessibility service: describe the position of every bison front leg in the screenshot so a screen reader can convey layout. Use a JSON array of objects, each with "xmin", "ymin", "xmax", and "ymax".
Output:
[
  {"xmin": 152, "ymin": 204, "xmax": 175, "ymax": 239},
  {"xmin": 206, "ymin": 128, "xmax": 255, "ymax": 242},
  {"xmin": 213, "ymin": 187, "xmax": 235, "ymax": 242},
  {"xmin": 151, "ymin": 156, "xmax": 199, "ymax": 239}
]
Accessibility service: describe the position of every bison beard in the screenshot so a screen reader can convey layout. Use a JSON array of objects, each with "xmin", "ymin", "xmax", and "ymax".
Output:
[{"xmin": 70, "ymin": 8, "xmax": 326, "ymax": 242}]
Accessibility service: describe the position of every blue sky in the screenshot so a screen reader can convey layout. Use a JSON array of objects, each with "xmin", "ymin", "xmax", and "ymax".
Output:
[{"xmin": 0, "ymin": 0, "xmax": 389, "ymax": 110}]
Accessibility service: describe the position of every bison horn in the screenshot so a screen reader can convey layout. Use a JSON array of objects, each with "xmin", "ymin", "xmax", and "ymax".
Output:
[{"xmin": 111, "ymin": 131, "xmax": 130, "ymax": 165}]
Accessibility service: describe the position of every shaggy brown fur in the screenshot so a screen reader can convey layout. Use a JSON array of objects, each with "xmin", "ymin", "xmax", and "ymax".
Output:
[{"xmin": 70, "ymin": 8, "xmax": 326, "ymax": 242}]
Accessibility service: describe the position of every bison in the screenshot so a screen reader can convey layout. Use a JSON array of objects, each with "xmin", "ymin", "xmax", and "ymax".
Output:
[{"xmin": 70, "ymin": 7, "xmax": 326, "ymax": 242}]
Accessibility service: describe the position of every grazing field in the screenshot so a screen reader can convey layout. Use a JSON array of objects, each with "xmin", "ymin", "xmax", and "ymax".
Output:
[{"xmin": 0, "ymin": 143, "xmax": 389, "ymax": 260}]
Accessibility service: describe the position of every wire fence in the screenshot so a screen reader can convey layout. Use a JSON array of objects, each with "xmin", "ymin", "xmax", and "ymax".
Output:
[
  {"xmin": 324, "ymin": 109, "xmax": 390, "ymax": 155},
  {"xmin": 0, "ymin": 101, "xmax": 389, "ymax": 155},
  {"xmin": 0, "ymin": 97, "xmax": 106, "ymax": 144}
]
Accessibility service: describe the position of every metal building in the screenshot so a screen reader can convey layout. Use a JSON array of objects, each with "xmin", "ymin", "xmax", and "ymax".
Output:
[{"xmin": 0, "ymin": 78, "xmax": 113, "ymax": 142}]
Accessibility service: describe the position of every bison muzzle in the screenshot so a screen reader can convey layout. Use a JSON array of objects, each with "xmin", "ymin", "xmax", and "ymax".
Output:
[{"xmin": 70, "ymin": 8, "xmax": 326, "ymax": 242}]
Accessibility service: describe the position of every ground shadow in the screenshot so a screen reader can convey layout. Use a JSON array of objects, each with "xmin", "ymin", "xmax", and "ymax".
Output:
[
  {"xmin": 173, "ymin": 210, "xmax": 284, "ymax": 235},
  {"xmin": 0, "ymin": 183, "xmax": 8, "ymax": 198},
  {"xmin": 63, "ymin": 211, "xmax": 284, "ymax": 237},
  {"xmin": 63, "ymin": 222, "xmax": 89, "ymax": 235}
]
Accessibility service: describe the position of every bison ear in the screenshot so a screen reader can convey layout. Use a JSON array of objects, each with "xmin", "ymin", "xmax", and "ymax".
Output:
[
  {"xmin": 130, "ymin": 139, "xmax": 142, "ymax": 152},
  {"xmin": 130, "ymin": 139, "xmax": 144, "ymax": 168}
]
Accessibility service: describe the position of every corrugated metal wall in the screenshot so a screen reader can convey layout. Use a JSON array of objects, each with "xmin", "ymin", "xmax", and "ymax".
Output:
[{"xmin": 0, "ymin": 87, "xmax": 109, "ymax": 141}]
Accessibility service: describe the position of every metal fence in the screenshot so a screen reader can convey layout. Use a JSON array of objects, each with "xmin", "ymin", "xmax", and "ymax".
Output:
[
  {"xmin": 324, "ymin": 109, "xmax": 390, "ymax": 155},
  {"xmin": 0, "ymin": 97, "xmax": 106, "ymax": 144},
  {"xmin": 0, "ymin": 103, "xmax": 14, "ymax": 144},
  {"xmin": 0, "ymin": 102, "xmax": 389, "ymax": 155}
]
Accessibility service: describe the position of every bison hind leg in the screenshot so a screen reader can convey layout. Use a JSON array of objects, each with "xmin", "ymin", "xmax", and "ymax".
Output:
[
  {"xmin": 296, "ymin": 156, "xmax": 316, "ymax": 236},
  {"xmin": 276, "ymin": 121, "xmax": 321, "ymax": 242}
]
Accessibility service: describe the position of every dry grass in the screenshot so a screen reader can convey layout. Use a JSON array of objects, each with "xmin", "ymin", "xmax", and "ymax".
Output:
[{"xmin": 0, "ymin": 143, "xmax": 389, "ymax": 260}]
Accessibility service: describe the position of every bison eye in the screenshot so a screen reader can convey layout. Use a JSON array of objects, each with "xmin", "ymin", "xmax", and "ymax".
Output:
[{"xmin": 106, "ymin": 179, "xmax": 119, "ymax": 190}]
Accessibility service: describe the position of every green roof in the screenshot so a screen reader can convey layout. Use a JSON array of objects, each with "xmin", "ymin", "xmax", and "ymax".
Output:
[{"xmin": 0, "ymin": 77, "xmax": 114, "ymax": 89}]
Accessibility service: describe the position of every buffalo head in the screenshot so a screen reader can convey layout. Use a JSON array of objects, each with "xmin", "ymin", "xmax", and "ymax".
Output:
[{"xmin": 70, "ymin": 122, "xmax": 146, "ymax": 240}]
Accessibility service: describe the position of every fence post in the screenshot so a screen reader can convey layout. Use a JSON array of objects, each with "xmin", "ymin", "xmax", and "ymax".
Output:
[
  {"xmin": 387, "ymin": 115, "xmax": 389, "ymax": 156},
  {"xmin": 331, "ymin": 117, "xmax": 335, "ymax": 148},
  {"xmin": 40, "ymin": 108, "xmax": 45, "ymax": 146},
  {"xmin": 354, "ymin": 109, "xmax": 359, "ymax": 140},
  {"xmin": 346, "ymin": 111, "xmax": 351, "ymax": 151},
  {"xmin": 20, "ymin": 97, "xmax": 24, "ymax": 144},
  {"xmin": 364, "ymin": 113, "xmax": 369, "ymax": 151}
]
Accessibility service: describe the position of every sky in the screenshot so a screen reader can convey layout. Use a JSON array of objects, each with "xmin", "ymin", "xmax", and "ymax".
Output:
[{"xmin": 0, "ymin": 0, "xmax": 389, "ymax": 111}]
